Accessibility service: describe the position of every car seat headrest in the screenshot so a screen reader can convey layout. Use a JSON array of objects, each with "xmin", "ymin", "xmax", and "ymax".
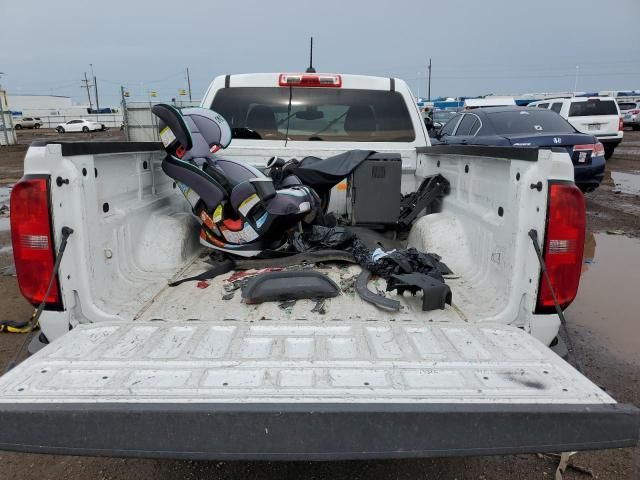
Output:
[
  {"xmin": 345, "ymin": 104, "xmax": 376, "ymax": 134},
  {"xmin": 181, "ymin": 108, "xmax": 232, "ymax": 152},
  {"xmin": 247, "ymin": 105, "xmax": 278, "ymax": 133},
  {"xmin": 151, "ymin": 103, "xmax": 193, "ymax": 151}
]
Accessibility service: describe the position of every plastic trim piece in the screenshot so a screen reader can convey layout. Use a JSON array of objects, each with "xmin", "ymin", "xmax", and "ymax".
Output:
[
  {"xmin": 419, "ymin": 145, "xmax": 539, "ymax": 161},
  {"xmin": 0, "ymin": 402, "xmax": 636, "ymax": 460},
  {"xmin": 355, "ymin": 269, "xmax": 400, "ymax": 311},
  {"xmin": 389, "ymin": 273, "xmax": 452, "ymax": 311},
  {"xmin": 241, "ymin": 271, "xmax": 340, "ymax": 304}
]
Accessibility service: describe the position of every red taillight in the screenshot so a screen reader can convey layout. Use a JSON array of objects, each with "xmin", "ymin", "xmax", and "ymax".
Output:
[
  {"xmin": 619, "ymin": 117, "xmax": 624, "ymax": 131},
  {"xmin": 573, "ymin": 143, "xmax": 605, "ymax": 156},
  {"xmin": 630, "ymin": 109, "xmax": 640, "ymax": 114},
  {"xmin": 10, "ymin": 176, "xmax": 62, "ymax": 308},
  {"xmin": 278, "ymin": 73, "xmax": 342, "ymax": 88},
  {"xmin": 572, "ymin": 144, "xmax": 594, "ymax": 151},
  {"xmin": 593, "ymin": 142, "xmax": 605, "ymax": 156},
  {"xmin": 536, "ymin": 182, "xmax": 585, "ymax": 313}
]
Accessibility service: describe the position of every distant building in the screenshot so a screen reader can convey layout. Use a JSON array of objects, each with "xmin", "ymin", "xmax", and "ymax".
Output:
[{"xmin": 6, "ymin": 94, "xmax": 77, "ymax": 116}]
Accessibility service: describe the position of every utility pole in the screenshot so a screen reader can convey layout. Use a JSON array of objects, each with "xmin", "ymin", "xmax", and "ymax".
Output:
[
  {"xmin": 94, "ymin": 76, "xmax": 100, "ymax": 111},
  {"xmin": 120, "ymin": 86, "xmax": 129, "ymax": 140},
  {"xmin": 427, "ymin": 58, "xmax": 432, "ymax": 102},
  {"xmin": 186, "ymin": 67, "xmax": 192, "ymax": 102},
  {"xmin": 90, "ymin": 63, "xmax": 100, "ymax": 111},
  {"xmin": 573, "ymin": 65, "xmax": 579, "ymax": 94},
  {"xmin": 0, "ymin": 73, "xmax": 9, "ymax": 146},
  {"xmin": 82, "ymin": 72, "xmax": 93, "ymax": 110}
]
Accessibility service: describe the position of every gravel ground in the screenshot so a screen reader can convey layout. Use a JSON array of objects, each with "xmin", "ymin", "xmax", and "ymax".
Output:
[{"xmin": 0, "ymin": 130, "xmax": 638, "ymax": 479}]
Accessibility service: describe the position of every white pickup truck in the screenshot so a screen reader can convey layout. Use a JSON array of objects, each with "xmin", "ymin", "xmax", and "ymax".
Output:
[{"xmin": 2, "ymin": 73, "xmax": 638, "ymax": 460}]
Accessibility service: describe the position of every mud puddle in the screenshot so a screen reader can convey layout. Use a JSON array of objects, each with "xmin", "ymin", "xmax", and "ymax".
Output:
[
  {"xmin": 566, "ymin": 232, "xmax": 640, "ymax": 364},
  {"xmin": 0, "ymin": 185, "xmax": 11, "ymax": 234},
  {"xmin": 611, "ymin": 170, "xmax": 640, "ymax": 195}
]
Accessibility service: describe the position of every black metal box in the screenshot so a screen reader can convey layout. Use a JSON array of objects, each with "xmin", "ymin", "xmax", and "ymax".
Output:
[{"xmin": 346, "ymin": 153, "xmax": 402, "ymax": 226}]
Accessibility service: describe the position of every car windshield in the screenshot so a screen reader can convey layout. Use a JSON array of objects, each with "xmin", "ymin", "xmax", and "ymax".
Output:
[
  {"xmin": 568, "ymin": 99, "xmax": 619, "ymax": 116},
  {"xmin": 487, "ymin": 110, "xmax": 575, "ymax": 134},
  {"xmin": 433, "ymin": 111, "xmax": 456, "ymax": 122},
  {"xmin": 210, "ymin": 87, "xmax": 415, "ymax": 142}
]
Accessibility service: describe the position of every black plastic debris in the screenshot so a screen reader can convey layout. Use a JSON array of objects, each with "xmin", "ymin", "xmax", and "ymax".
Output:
[
  {"xmin": 290, "ymin": 226, "xmax": 355, "ymax": 253},
  {"xmin": 241, "ymin": 271, "xmax": 340, "ymax": 304},
  {"xmin": 351, "ymin": 240, "xmax": 451, "ymax": 282},
  {"xmin": 398, "ymin": 174, "xmax": 450, "ymax": 229},
  {"xmin": 288, "ymin": 225, "xmax": 452, "ymax": 310},
  {"xmin": 311, "ymin": 299, "xmax": 327, "ymax": 315},
  {"xmin": 356, "ymin": 269, "xmax": 401, "ymax": 311},
  {"xmin": 387, "ymin": 273, "xmax": 452, "ymax": 311}
]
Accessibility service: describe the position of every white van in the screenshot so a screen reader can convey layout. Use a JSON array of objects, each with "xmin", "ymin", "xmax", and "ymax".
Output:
[{"xmin": 529, "ymin": 97, "xmax": 623, "ymax": 159}]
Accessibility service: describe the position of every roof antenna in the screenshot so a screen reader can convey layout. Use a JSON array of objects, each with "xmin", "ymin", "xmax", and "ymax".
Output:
[{"xmin": 306, "ymin": 37, "xmax": 316, "ymax": 73}]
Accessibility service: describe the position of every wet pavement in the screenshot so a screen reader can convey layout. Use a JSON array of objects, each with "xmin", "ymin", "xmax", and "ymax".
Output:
[
  {"xmin": 567, "ymin": 232, "xmax": 640, "ymax": 364},
  {"xmin": 612, "ymin": 170, "xmax": 640, "ymax": 195}
]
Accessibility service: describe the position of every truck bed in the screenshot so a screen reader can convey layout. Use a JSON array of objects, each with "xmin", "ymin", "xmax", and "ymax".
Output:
[
  {"xmin": 26, "ymin": 142, "xmax": 551, "ymax": 341},
  {"xmin": 134, "ymin": 256, "xmax": 494, "ymax": 325}
]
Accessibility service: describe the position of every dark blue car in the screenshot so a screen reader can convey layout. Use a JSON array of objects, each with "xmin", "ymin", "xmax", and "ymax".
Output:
[{"xmin": 433, "ymin": 107, "xmax": 606, "ymax": 192}]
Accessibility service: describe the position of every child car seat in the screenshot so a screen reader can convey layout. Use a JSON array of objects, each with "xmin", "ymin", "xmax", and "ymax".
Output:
[{"xmin": 152, "ymin": 104, "xmax": 319, "ymax": 257}]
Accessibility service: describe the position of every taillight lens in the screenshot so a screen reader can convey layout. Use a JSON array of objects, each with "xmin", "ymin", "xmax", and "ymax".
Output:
[
  {"xmin": 10, "ymin": 176, "xmax": 62, "ymax": 308},
  {"xmin": 572, "ymin": 144, "xmax": 593, "ymax": 151},
  {"xmin": 536, "ymin": 182, "xmax": 585, "ymax": 313},
  {"xmin": 631, "ymin": 109, "xmax": 640, "ymax": 114},
  {"xmin": 593, "ymin": 142, "xmax": 605, "ymax": 156},
  {"xmin": 619, "ymin": 117, "xmax": 624, "ymax": 131},
  {"xmin": 573, "ymin": 143, "xmax": 605, "ymax": 156}
]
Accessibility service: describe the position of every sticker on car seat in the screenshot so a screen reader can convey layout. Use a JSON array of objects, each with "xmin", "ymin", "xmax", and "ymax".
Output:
[
  {"xmin": 220, "ymin": 223, "xmax": 259, "ymax": 244},
  {"xmin": 178, "ymin": 182, "xmax": 199, "ymax": 208},
  {"xmin": 159, "ymin": 126, "xmax": 176, "ymax": 147},
  {"xmin": 213, "ymin": 204, "xmax": 223, "ymax": 223},
  {"xmin": 238, "ymin": 194, "xmax": 259, "ymax": 217}
]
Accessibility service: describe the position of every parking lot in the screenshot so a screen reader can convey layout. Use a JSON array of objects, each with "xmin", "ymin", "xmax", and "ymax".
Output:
[{"xmin": 0, "ymin": 128, "xmax": 637, "ymax": 479}]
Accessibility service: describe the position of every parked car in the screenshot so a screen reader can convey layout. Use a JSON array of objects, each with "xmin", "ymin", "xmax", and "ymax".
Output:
[
  {"xmin": 55, "ymin": 119, "xmax": 104, "ymax": 133},
  {"xmin": 2, "ymin": 72, "xmax": 638, "ymax": 460},
  {"xmin": 432, "ymin": 109, "xmax": 457, "ymax": 129},
  {"xmin": 618, "ymin": 100, "xmax": 640, "ymax": 130},
  {"xmin": 529, "ymin": 97, "xmax": 623, "ymax": 159},
  {"xmin": 434, "ymin": 107, "xmax": 605, "ymax": 192},
  {"xmin": 13, "ymin": 117, "xmax": 42, "ymax": 129}
]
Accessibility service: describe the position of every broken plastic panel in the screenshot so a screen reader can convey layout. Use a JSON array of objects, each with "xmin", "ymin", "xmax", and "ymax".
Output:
[{"xmin": 387, "ymin": 273, "xmax": 452, "ymax": 311}]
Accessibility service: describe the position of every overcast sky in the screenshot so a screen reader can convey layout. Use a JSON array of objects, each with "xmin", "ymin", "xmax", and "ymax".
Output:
[{"xmin": 1, "ymin": 0, "xmax": 639, "ymax": 106}]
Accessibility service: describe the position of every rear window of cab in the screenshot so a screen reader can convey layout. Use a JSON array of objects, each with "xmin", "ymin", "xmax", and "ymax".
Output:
[{"xmin": 211, "ymin": 87, "xmax": 415, "ymax": 142}]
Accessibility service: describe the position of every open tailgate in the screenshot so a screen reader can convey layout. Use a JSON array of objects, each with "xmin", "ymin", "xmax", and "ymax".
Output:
[{"xmin": 0, "ymin": 321, "xmax": 637, "ymax": 460}]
